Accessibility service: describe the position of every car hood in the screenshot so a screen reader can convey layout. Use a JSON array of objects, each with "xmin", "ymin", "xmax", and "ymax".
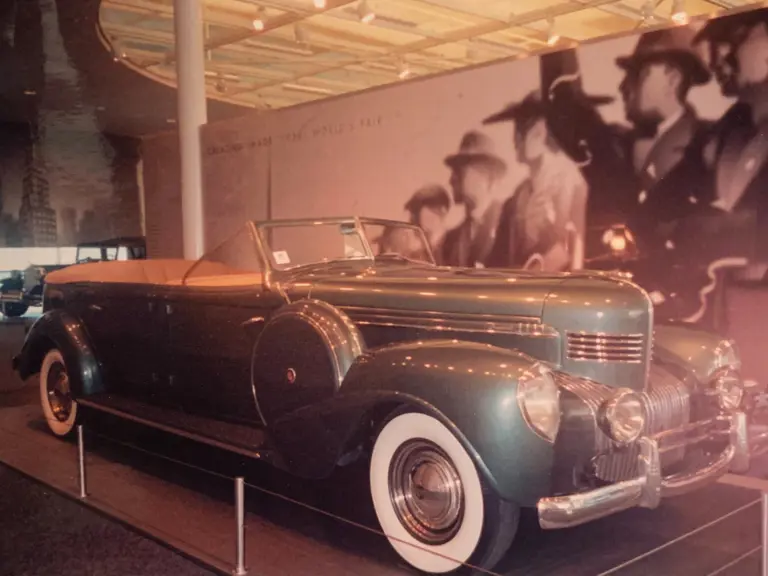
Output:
[{"xmin": 292, "ymin": 261, "xmax": 629, "ymax": 319}]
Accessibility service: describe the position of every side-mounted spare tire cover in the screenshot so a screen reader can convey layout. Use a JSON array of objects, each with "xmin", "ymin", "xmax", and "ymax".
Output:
[{"xmin": 252, "ymin": 299, "xmax": 365, "ymax": 425}]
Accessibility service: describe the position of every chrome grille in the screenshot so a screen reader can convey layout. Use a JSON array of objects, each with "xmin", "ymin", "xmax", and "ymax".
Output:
[
  {"xmin": 594, "ymin": 373, "xmax": 691, "ymax": 482},
  {"xmin": 566, "ymin": 332, "xmax": 645, "ymax": 363}
]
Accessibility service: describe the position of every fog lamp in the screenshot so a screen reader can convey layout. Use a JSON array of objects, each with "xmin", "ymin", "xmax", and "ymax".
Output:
[
  {"xmin": 598, "ymin": 389, "xmax": 646, "ymax": 444},
  {"xmin": 711, "ymin": 367, "xmax": 743, "ymax": 411}
]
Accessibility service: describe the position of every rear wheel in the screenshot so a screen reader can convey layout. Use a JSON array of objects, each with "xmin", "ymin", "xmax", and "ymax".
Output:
[
  {"xmin": 39, "ymin": 349, "xmax": 78, "ymax": 437},
  {"xmin": 370, "ymin": 411, "xmax": 519, "ymax": 574}
]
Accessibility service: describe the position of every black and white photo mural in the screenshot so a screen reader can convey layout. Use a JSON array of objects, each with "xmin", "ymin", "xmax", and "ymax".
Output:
[
  {"xmin": 190, "ymin": 8, "xmax": 768, "ymax": 336},
  {"xmin": 0, "ymin": 0, "xmax": 143, "ymax": 251},
  {"xmin": 408, "ymin": 15, "xmax": 768, "ymax": 331}
]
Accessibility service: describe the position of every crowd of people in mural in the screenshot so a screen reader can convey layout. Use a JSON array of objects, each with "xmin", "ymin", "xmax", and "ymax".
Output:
[{"xmin": 388, "ymin": 9, "xmax": 768, "ymax": 328}]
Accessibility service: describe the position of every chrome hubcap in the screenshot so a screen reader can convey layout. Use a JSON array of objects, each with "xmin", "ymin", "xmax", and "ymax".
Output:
[
  {"xmin": 388, "ymin": 439, "xmax": 464, "ymax": 545},
  {"xmin": 46, "ymin": 361, "xmax": 72, "ymax": 422}
]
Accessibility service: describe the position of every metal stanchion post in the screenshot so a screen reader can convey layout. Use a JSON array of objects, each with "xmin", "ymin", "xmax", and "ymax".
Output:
[
  {"xmin": 235, "ymin": 477, "xmax": 247, "ymax": 575},
  {"xmin": 762, "ymin": 491, "xmax": 768, "ymax": 576},
  {"xmin": 77, "ymin": 425, "xmax": 87, "ymax": 499}
]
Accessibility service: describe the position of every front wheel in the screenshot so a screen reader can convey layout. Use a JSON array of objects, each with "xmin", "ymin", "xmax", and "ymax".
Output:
[
  {"xmin": 1, "ymin": 300, "xmax": 29, "ymax": 318},
  {"xmin": 39, "ymin": 349, "xmax": 79, "ymax": 437},
  {"xmin": 370, "ymin": 411, "xmax": 519, "ymax": 574}
]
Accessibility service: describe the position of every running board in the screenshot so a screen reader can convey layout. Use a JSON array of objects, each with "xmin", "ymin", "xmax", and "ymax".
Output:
[{"xmin": 78, "ymin": 394, "xmax": 275, "ymax": 463}]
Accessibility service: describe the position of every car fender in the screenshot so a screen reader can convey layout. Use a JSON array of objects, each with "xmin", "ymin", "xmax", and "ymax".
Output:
[
  {"xmin": 270, "ymin": 339, "xmax": 555, "ymax": 505},
  {"xmin": 13, "ymin": 309, "xmax": 103, "ymax": 398},
  {"xmin": 653, "ymin": 323, "xmax": 739, "ymax": 384}
]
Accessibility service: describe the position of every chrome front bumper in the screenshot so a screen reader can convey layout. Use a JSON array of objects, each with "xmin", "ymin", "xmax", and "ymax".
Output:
[{"xmin": 538, "ymin": 411, "xmax": 768, "ymax": 530}]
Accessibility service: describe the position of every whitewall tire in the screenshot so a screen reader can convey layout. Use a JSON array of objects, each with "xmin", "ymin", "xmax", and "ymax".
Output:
[
  {"xmin": 39, "ymin": 349, "xmax": 78, "ymax": 437},
  {"xmin": 370, "ymin": 411, "xmax": 518, "ymax": 574}
]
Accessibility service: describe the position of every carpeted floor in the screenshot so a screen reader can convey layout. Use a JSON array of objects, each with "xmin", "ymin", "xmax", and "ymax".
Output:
[{"xmin": 0, "ymin": 464, "xmax": 216, "ymax": 576}]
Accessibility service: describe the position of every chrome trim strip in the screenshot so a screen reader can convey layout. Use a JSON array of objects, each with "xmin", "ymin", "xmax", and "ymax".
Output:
[{"xmin": 341, "ymin": 306, "xmax": 556, "ymax": 337}]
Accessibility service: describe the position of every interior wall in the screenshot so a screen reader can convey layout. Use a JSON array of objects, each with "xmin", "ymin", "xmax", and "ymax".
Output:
[
  {"xmin": 141, "ymin": 130, "xmax": 182, "ymax": 259},
  {"xmin": 201, "ymin": 120, "xmax": 270, "ymax": 249}
]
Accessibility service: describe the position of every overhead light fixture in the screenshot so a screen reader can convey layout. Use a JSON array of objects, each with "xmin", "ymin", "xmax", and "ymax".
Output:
[
  {"xmin": 252, "ymin": 6, "xmax": 266, "ymax": 31},
  {"xmin": 546, "ymin": 17, "xmax": 560, "ymax": 46},
  {"xmin": 214, "ymin": 74, "xmax": 228, "ymax": 93},
  {"xmin": 313, "ymin": 0, "xmax": 326, "ymax": 7},
  {"xmin": 397, "ymin": 59, "xmax": 412, "ymax": 80},
  {"xmin": 466, "ymin": 41, "xmax": 481, "ymax": 60},
  {"xmin": 283, "ymin": 83, "xmax": 335, "ymax": 95},
  {"xmin": 671, "ymin": 0, "xmax": 688, "ymax": 25},
  {"xmin": 358, "ymin": 0, "xmax": 375, "ymax": 24},
  {"xmin": 641, "ymin": 1, "xmax": 655, "ymax": 23},
  {"xmin": 110, "ymin": 39, "xmax": 126, "ymax": 62},
  {"xmin": 294, "ymin": 24, "xmax": 309, "ymax": 44}
]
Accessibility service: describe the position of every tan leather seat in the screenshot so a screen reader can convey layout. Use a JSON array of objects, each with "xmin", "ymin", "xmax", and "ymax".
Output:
[
  {"xmin": 45, "ymin": 259, "xmax": 262, "ymax": 288},
  {"xmin": 46, "ymin": 260, "xmax": 195, "ymax": 286}
]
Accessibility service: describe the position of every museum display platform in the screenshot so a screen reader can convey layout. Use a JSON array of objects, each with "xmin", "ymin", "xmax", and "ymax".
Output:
[{"xmin": 1, "ymin": 315, "xmax": 766, "ymax": 576}]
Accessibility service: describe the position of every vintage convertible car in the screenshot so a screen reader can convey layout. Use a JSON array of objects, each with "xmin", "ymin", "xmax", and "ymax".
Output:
[{"xmin": 12, "ymin": 217, "xmax": 767, "ymax": 574}]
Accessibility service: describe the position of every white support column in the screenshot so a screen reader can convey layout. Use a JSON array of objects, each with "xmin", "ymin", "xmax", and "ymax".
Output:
[{"xmin": 173, "ymin": 0, "xmax": 208, "ymax": 260}]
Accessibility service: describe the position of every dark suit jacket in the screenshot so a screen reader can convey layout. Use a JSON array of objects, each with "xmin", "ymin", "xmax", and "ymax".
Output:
[
  {"xmin": 487, "ymin": 154, "xmax": 588, "ymax": 270},
  {"xmin": 651, "ymin": 103, "xmax": 766, "ymax": 262},
  {"xmin": 441, "ymin": 201, "xmax": 502, "ymax": 268},
  {"xmin": 622, "ymin": 107, "xmax": 712, "ymax": 249}
]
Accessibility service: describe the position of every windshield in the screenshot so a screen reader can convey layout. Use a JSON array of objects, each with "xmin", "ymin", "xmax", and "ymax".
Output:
[{"xmin": 256, "ymin": 218, "xmax": 434, "ymax": 271}]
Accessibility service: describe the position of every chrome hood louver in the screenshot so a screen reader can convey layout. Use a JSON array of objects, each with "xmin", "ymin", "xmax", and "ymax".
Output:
[
  {"xmin": 565, "ymin": 332, "xmax": 645, "ymax": 363},
  {"xmin": 543, "ymin": 277, "xmax": 653, "ymax": 391}
]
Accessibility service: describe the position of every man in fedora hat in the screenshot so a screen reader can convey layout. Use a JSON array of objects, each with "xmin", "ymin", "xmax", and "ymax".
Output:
[
  {"xmin": 609, "ymin": 17, "xmax": 767, "ymax": 329},
  {"xmin": 611, "ymin": 27, "xmax": 712, "ymax": 236},
  {"xmin": 403, "ymin": 184, "xmax": 451, "ymax": 260},
  {"xmin": 376, "ymin": 184, "xmax": 451, "ymax": 264},
  {"xmin": 651, "ymin": 8, "xmax": 768, "ymax": 290},
  {"xmin": 440, "ymin": 130, "xmax": 507, "ymax": 268},
  {"xmin": 483, "ymin": 89, "xmax": 588, "ymax": 271}
]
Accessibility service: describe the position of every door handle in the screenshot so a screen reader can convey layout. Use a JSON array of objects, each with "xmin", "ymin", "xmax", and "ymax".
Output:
[{"xmin": 88, "ymin": 304, "xmax": 102, "ymax": 312}]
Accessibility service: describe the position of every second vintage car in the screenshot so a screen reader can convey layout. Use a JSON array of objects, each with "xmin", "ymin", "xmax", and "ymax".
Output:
[
  {"xmin": 12, "ymin": 217, "xmax": 767, "ymax": 574},
  {"xmin": 0, "ymin": 236, "xmax": 146, "ymax": 318}
]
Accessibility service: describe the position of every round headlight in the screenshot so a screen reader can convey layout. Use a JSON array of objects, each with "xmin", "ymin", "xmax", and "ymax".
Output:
[
  {"xmin": 598, "ymin": 389, "xmax": 646, "ymax": 444},
  {"xmin": 711, "ymin": 367, "xmax": 743, "ymax": 411},
  {"xmin": 517, "ymin": 364, "xmax": 561, "ymax": 443}
]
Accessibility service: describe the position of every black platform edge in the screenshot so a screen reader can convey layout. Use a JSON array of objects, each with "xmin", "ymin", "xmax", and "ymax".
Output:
[{"xmin": 0, "ymin": 460, "xmax": 232, "ymax": 576}]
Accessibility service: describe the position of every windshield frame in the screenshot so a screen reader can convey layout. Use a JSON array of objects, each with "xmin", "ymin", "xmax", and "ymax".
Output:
[{"xmin": 252, "ymin": 216, "xmax": 435, "ymax": 273}]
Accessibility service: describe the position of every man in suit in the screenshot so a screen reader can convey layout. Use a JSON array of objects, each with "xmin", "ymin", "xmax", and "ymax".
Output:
[
  {"xmin": 440, "ymin": 131, "xmax": 507, "ymax": 268},
  {"xmin": 403, "ymin": 184, "xmax": 451, "ymax": 262},
  {"xmin": 691, "ymin": 10, "xmax": 768, "ymax": 263},
  {"xmin": 612, "ymin": 27, "xmax": 712, "ymax": 245},
  {"xmin": 636, "ymin": 10, "xmax": 768, "ymax": 329},
  {"xmin": 483, "ymin": 90, "xmax": 589, "ymax": 271},
  {"xmin": 378, "ymin": 184, "xmax": 451, "ymax": 264},
  {"xmin": 537, "ymin": 29, "xmax": 710, "ymax": 261}
]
